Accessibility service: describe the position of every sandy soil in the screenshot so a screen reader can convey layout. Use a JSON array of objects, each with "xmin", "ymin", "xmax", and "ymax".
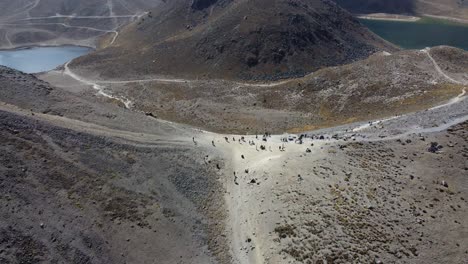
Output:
[
  {"xmin": 203, "ymin": 87, "xmax": 468, "ymax": 263},
  {"xmin": 357, "ymin": 13, "xmax": 421, "ymax": 22},
  {"xmin": 423, "ymin": 14, "xmax": 468, "ymax": 24}
]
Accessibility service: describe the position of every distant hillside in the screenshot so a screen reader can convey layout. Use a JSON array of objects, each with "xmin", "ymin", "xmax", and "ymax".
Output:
[
  {"xmin": 0, "ymin": 0, "xmax": 163, "ymax": 49},
  {"xmin": 72, "ymin": 0, "xmax": 396, "ymax": 81},
  {"xmin": 333, "ymin": 0, "xmax": 415, "ymax": 15},
  {"xmin": 333, "ymin": 0, "xmax": 468, "ymax": 20},
  {"xmin": 68, "ymin": 46, "xmax": 468, "ymax": 134}
]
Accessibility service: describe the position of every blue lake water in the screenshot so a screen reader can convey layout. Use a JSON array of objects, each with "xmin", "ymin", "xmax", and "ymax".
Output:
[
  {"xmin": 0, "ymin": 46, "xmax": 92, "ymax": 73},
  {"xmin": 359, "ymin": 18, "xmax": 468, "ymax": 50}
]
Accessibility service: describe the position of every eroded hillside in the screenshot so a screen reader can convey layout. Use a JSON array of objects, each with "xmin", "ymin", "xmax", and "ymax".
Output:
[
  {"xmin": 0, "ymin": 0, "xmax": 163, "ymax": 49},
  {"xmin": 71, "ymin": 0, "xmax": 396, "ymax": 81},
  {"xmin": 49, "ymin": 46, "xmax": 467, "ymax": 134}
]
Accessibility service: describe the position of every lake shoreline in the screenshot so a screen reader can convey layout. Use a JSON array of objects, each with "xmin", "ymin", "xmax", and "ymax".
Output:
[
  {"xmin": 0, "ymin": 46, "xmax": 92, "ymax": 73},
  {"xmin": 356, "ymin": 13, "xmax": 468, "ymax": 25},
  {"xmin": 423, "ymin": 14, "xmax": 468, "ymax": 25},
  {"xmin": 356, "ymin": 13, "xmax": 421, "ymax": 22},
  {"xmin": 359, "ymin": 17, "xmax": 468, "ymax": 51},
  {"xmin": 0, "ymin": 43, "xmax": 95, "ymax": 52}
]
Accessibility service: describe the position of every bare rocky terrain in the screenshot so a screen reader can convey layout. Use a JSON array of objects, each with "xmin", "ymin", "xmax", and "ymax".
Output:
[
  {"xmin": 2, "ymin": 54, "xmax": 468, "ymax": 263},
  {"xmin": 266, "ymin": 122, "xmax": 468, "ymax": 263},
  {"xmin": 71, "ymin": 0, "xmax": 396, "ymax": 81},
  {"xmin": 0, "ymin": 0, "xmax": 163, "ymax": 49},
  {"xmin": 0, "ymin": 66, "xmax": 231, "ymax": 264},
  {"xmin": 0, "ymin": 1, "xmax": 467, "ymax": 264},
  {"xmin": 43, "ymin": 46, "xmax": 467, "ymax": 134}
]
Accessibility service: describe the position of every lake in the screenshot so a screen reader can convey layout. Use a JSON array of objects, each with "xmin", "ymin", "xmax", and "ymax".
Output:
[
  {"xmin": 359, "ymin": 17, "xmax": 468, "ymax": 50},
  {"xmin": 0, "ymin": 46, "xmax": 92, "ymax": 73}
]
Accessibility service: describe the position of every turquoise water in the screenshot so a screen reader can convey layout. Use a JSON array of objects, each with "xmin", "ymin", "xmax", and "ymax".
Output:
[
  {"xmin": 0, "ymin": 46, "xmax": 91, "ymax": 73},
  {"xmin": 359, "ymin": 18, "xmax": 468, "ymax": 50}
]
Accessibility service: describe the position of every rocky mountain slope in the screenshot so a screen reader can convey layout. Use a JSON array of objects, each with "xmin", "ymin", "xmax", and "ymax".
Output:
[
  {"xmin": 72, "ymin": 0, "xmax": 396, "ymax": 80},
  {"xmin": 52, "ymin": 46, "xmax": 467, "ymax": 134},
  {"xmin": 1, "ymin": 2, "xmax": 467, "ymax": 264},
  {"xmin": 0, "ymin": 66, "xmax": 230, "ymax": 264},
  {"xmin": 0, "ymin": 0, "xmax": 163, "ymax": 49},
  {"xmin": 1, "ymin": 64, "xmax": 467, "ymax": 264}
]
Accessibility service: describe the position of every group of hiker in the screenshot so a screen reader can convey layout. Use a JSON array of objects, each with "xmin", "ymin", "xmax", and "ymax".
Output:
[{"xmin": 192, "ymin": 132, "xmax": 332, "ymax": 154}]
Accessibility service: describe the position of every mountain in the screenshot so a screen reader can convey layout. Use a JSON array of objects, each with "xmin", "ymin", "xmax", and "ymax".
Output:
[
  {"xmin": 333, "ymin": 0, "xmax": 468, "ymax": 20},
  {"xmin": 1, "ymin": 2, "xmax": 468, "ymax": 264},
  {"xmin": 0, "ymin": 66, "xmax": 227, "ymax": 264},
  {"xmin": 56, "ymin": 46, "xmax": 467, "ymax": 134},
  {"xmin": 0, "ymin": 0, "xmax": 163, "ymax": 49},
  {"xmin": 3, "ymin": 61, "xmax": 468, "ymax": 264},
  {"xmin": 333, "ymin": 0, "xmax": 416, "ymax": 15},
  {"xmin": 71, "ymin": 0, "xmax": 396, "ymax": 81}
]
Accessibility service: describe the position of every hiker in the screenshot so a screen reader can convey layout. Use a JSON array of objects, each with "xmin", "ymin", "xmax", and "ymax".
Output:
[
  {"xmin": 225, "ymin": 137, "xmax": 229, "ymax": 143},
  {"xmin": 212, "ymin": 140, "xmax": 216, "ymax": 147},
  {"xmin": 234, "ymin": 172, "xmax": 239, "ymax": 185}
]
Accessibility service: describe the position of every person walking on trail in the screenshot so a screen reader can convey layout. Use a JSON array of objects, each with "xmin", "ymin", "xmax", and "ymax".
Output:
[
  {"xmin": 193, "ymin": 137, "xmax": 197, "ymax": 146},
  {"xmin": 212, "ymin": 140, "xmax": 216, "ymax": 147},
  {"xmin": 234, "ymin": 172, "xmax": 239, "ymax": 185}
]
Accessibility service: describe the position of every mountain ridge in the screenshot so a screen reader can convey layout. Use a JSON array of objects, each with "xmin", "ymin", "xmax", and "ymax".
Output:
[{"xmin": 72, "ymin": 0, "xmax": 397, "ymax": 81}]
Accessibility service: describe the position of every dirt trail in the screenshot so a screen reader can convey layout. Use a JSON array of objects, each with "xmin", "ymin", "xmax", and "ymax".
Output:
[
  {"xmin": 19, "ymin": 14, "xmax": 136, "ymax": 20},
  {"xmin": 422, "ymin": 14, "xmax": 468, "ymax": 24},
  {"xmin": 351, "ymin": 48, "xmax": 467, "ymax": 133},
  {"xmin": 64, "ymin": 62, "xmax": 133, "ymax": 108},
  {"xmin": 0, "ymin": 102, "xmax": 186, "ymax": 146},
  {"xmin": 422, "ymin": 47, "xmax": 466, "ymax": 85},
  {"xmin": 5, "ymin": 44, "xmax": 468, "ymax": 264},
  {"xmin": 4, "ymin": 31, "xmax": 12, "ymax": 47},
  {"xmin": 1, "ymin": 83, "xmax": 468, "ymax": 264},
  {"xmin": 65, "ymin": 61, "xmax": 293, "ymax": 88},
  {"xmin": 0, "ymin": 22, "xmax": 113, "ymax": 33},
  {"xmin": 3, "ymin": 0, "xmax": 41, "ymax": 21},
  {"xmin": 64, "ymin": 46, "xmax": 465, "ymax": 107}
]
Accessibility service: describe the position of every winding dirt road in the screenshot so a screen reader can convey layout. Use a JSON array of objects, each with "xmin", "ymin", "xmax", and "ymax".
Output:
[
  {"xmin": 422, "ymin": 47, "xmax": 466, "ymax": 85},
  {"xmin": 0, "ymin": 102, "xmax": 187, "ymax": 147}
]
